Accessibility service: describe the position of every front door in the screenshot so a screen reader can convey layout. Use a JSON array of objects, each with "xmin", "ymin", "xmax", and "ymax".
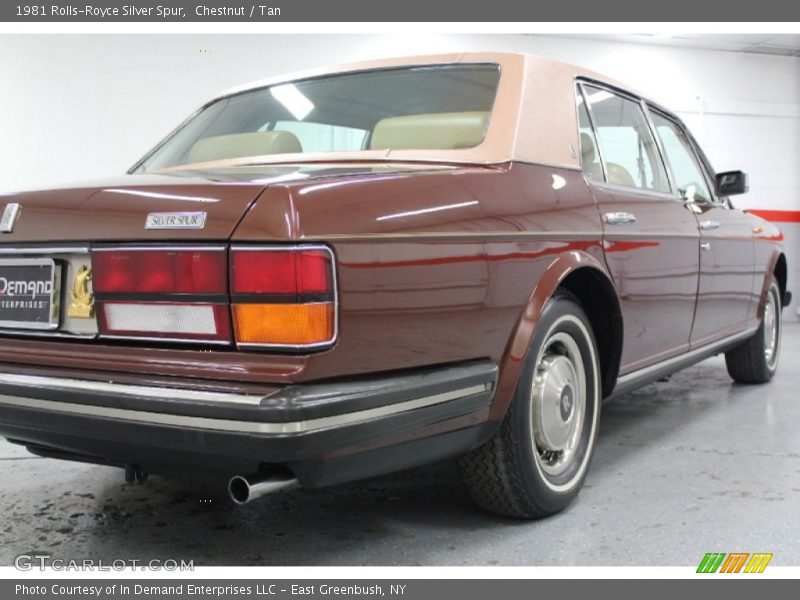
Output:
[{"xmin": 647, "ymin": 110, "xmax": 756, "ymax": 347}]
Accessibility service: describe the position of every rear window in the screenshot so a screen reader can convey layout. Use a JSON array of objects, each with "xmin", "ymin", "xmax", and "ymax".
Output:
[{"xmin": 136, "ymin": 64, "xmax": 501, "ymax": 171}]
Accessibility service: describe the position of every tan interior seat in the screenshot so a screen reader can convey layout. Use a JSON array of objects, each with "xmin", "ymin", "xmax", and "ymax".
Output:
[
  {"xmin": 187, "ymin": 131, "xmax": 302, "ymax": 164},
  {"xmin": 579, "ymin": 132, "xmax": 604, "ymax": 181},
  {"xmin": 578, "ymin": 132, "xmax": 636, "ymax": 187},
  {"xmin": 606, "ymin": 163, "xmax": 636, "ymax": 187},
  {"xmin": 370, "ymin": 111, "xmax": 489, "ymax": 151}
]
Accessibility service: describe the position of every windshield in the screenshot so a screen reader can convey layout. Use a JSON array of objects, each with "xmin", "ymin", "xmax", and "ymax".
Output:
[{"xmin": 135, "ymin": 64, "xmax": 501, "ymax": 172}]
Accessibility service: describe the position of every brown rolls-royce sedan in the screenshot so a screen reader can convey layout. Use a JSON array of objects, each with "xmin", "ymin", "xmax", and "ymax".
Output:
[{"xmin": 0, "ymin": 53, "xmax": 788, "ymax": 518}]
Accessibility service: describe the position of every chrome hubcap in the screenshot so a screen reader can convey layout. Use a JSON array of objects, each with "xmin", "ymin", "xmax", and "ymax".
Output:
[
  {"xmin": 764, "ymin": 286, "xmax": 780, "ymax": 367},
  {"xmin": 531, "ymin": 332, "xmax": 586, "ymax": 476}
]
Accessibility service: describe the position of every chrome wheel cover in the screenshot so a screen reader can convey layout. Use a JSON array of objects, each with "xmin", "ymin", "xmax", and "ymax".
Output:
[
  {"xmin": 531, "ymin": 331, "xmax": 586, "ymax": 477},
  {"xmin": 764, "ymin": 284, "xmax": 781, "ymax": 369}
]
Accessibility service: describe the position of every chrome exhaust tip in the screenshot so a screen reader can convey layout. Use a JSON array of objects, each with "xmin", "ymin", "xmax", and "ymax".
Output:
[{"xmin": 228, "ymin": 470, "xmax": 299, "ymax": 505}]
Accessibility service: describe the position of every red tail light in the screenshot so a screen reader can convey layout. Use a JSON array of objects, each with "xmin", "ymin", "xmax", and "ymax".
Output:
[
  {"xmin": 90, "ymin": 245, "xmax": 338, "ymax": 349},
  {"xmin": 231, "ymin": 246, "xmax": 337, "ymax": 348},
  {"xmin": 93, "ymin": 249, "xmax": 227, "ymax": 294},
  {"xmin": 231, "ymin": 249, "xmax": 332, "ymax": 297},
  {"xmin": 92, "ymin": 247, "xmax": 231, "ymax": 344}
]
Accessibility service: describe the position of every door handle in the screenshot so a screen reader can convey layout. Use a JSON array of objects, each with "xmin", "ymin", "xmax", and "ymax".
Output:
[
  {"xmin": 603, "ymin": 212, "xmax": 637, "ymax": 225},
  {"xmin": 701, "ymin": 242, "xmax": 711, "ymax": 251},
  {"xmin": 699, "ymin": 220, "xmax": 720, "ymax": 230}
]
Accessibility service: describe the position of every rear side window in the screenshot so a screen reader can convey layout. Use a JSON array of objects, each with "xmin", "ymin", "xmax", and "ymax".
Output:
[
  {"xmin": 576, "ymin": 90, "xmax": 603, "ymax": 182},
  {"xmin": 649, "ymin": 112, "xmax": 712, "ymax": 203},
  {"xmin": 582, "ymin": 86, "xmax": 670, "ymax": 193}
]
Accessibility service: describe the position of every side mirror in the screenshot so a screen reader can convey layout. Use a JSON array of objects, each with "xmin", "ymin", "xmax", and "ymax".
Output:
[{"xmin": 715, "ymin": 170, "xmax": 748, "ymax": 196}]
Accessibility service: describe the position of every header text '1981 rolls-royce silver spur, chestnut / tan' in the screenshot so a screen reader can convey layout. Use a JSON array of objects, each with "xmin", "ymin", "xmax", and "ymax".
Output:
[{"xmin": 0, "ymin": 53, "xmax": 789, "ymax": 518}]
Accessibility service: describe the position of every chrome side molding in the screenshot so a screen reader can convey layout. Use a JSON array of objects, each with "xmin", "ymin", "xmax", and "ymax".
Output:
[{"xmin": 611, "ymin": 326, "xmax": 757, "ymax": 399}]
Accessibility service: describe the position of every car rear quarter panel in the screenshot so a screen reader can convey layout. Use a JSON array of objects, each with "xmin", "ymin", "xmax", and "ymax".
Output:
[{"xmin": 234, "ymin": 163, "xmax": 607, "ymax": 413}]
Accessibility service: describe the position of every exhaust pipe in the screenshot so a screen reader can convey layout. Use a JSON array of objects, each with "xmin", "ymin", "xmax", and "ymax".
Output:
[{"xmin": 228, "ymin": 470, "xmax": 299, "ymax": 505}]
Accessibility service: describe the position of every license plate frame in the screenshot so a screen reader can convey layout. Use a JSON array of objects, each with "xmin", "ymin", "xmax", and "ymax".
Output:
[{"xmin": 0, "ymin": 258, "xmax": 61, "ymax": 331}]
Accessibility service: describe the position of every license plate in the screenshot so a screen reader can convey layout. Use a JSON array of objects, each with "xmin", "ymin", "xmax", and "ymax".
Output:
[{"xmin": 0, "ymin": 258, "xmax": 61, "ymax": 330}]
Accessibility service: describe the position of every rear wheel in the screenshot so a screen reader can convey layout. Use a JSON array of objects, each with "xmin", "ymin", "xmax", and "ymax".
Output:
[
  {"xmin": 725, "ymin": 277, "xmax": 782, "ymax": 384},
  {"xmin": 458, "ymin": 291, "xmax": 601, "ymax": 518}
]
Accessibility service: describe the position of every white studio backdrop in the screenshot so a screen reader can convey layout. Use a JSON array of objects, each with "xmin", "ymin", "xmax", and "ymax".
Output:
[{"xmin": 0, "ymin": 33, "xmax": 798, "ymax": 305}]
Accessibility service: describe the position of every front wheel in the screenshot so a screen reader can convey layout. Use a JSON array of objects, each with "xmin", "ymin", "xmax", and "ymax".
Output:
[
  {"xmin": 458, "ymin": 291, "xmax": 601, "ymax": 518},
  {"xmin": 725, "ymin": 276, "xmax": 782, "ymax": 384}
]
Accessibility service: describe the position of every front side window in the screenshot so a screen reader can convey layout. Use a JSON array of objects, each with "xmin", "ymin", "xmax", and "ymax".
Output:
[
  {"xmin": 650, "ymin": 112, "xmax": 712, "ymax": 203},
  {"xmin": 136, "ymin": 65, "xmax": 501, "ymax": 171},
  {"xmin": 582, "ymin": 86, "xmax": 670, "ymax": 193}
]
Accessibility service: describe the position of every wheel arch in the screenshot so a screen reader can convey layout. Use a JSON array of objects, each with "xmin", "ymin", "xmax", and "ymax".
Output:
[
  {"xmin": 757, "ymin": 251, "xmax": 788, "ymax": 319},
  {"xmin": 558, "ymin": 267, "xmax": 624, "ymax": 399},
  {"xmin": 491, "ymin": 251, "xmax": 623, "ymax": 420},
  {"xmin": 774, "ymin": 253, "xmax": 788, "ymax": 306}
]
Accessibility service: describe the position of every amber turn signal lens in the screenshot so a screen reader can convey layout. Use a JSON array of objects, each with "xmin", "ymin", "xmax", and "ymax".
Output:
[{"xmin": 233, "ymin": 302, "xmax": 335, "ymax": 346}]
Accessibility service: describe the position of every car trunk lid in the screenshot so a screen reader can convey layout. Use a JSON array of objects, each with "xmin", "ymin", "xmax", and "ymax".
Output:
[
  {"xmin": 0, "ymin": 163, "xmax": 458, "ymax": 243},
  {"xmin": 0, "ymin": 172, "xmax": 273, "ymax": 243}
]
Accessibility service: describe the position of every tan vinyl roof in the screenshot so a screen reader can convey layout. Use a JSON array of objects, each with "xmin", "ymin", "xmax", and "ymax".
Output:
[{"xmin": 161, "ymin": 52, "xmax": 632, "ymax": 173}]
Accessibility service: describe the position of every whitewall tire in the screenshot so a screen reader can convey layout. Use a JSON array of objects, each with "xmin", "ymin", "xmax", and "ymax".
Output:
[{"xmin": 459, "ymin": 291, "xmax": 601, "ymax": 518}]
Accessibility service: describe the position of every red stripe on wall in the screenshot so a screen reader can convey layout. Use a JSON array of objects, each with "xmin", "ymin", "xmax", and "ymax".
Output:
[{"xmin": 748, "ymin": 209, "xmax": 800, "ymax": 223}]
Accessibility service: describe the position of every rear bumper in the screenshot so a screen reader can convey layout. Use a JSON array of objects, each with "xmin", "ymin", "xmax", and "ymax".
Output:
[{"xmin": 0, "ymin": 360, "xmax": 499, "ymax": 488}]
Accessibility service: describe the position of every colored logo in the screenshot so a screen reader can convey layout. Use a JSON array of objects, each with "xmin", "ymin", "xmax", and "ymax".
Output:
[
  {"xmin": 67, "ymin": 265, "xmax": 94, "ymax": 319},
  {"xmin": 697, "ymin": 552, "xmax": 773, "ymax": 573}
]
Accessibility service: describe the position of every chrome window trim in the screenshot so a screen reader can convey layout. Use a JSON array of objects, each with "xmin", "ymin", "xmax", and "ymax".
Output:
[
  {"xmin": 645, "ymin": 105, "xmax": 727, "ymax": 209},
  {"xmin": 576, "ymin": 81, "xmax": 609, "ymax": 184},
  {"xmin": 588, "ymin": 179, "xmax": 684, "ymax": 202},
  {"xmin": 518, "ymin": 159, "xmax": 582, "ymax": 172},
  {"xmin": 577, "ymin": 77, "xmax": 677, "ymax": 197},
  {"xmin": 0, "ymin": 377, "xmax": 492, "ymax": 434},
  {"xmin": 641, "ymin": 101, "xmax": 678, "ymax": 195}
]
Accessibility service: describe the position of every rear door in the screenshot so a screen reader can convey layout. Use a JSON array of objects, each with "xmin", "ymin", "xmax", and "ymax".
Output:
[
  {"xmin": 647, "ymin": 109, "xmax": 756, "ymax": 346},
  {"xmin": 577, "ymin": 83, "xmax": 701, "ymax": 374}
]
